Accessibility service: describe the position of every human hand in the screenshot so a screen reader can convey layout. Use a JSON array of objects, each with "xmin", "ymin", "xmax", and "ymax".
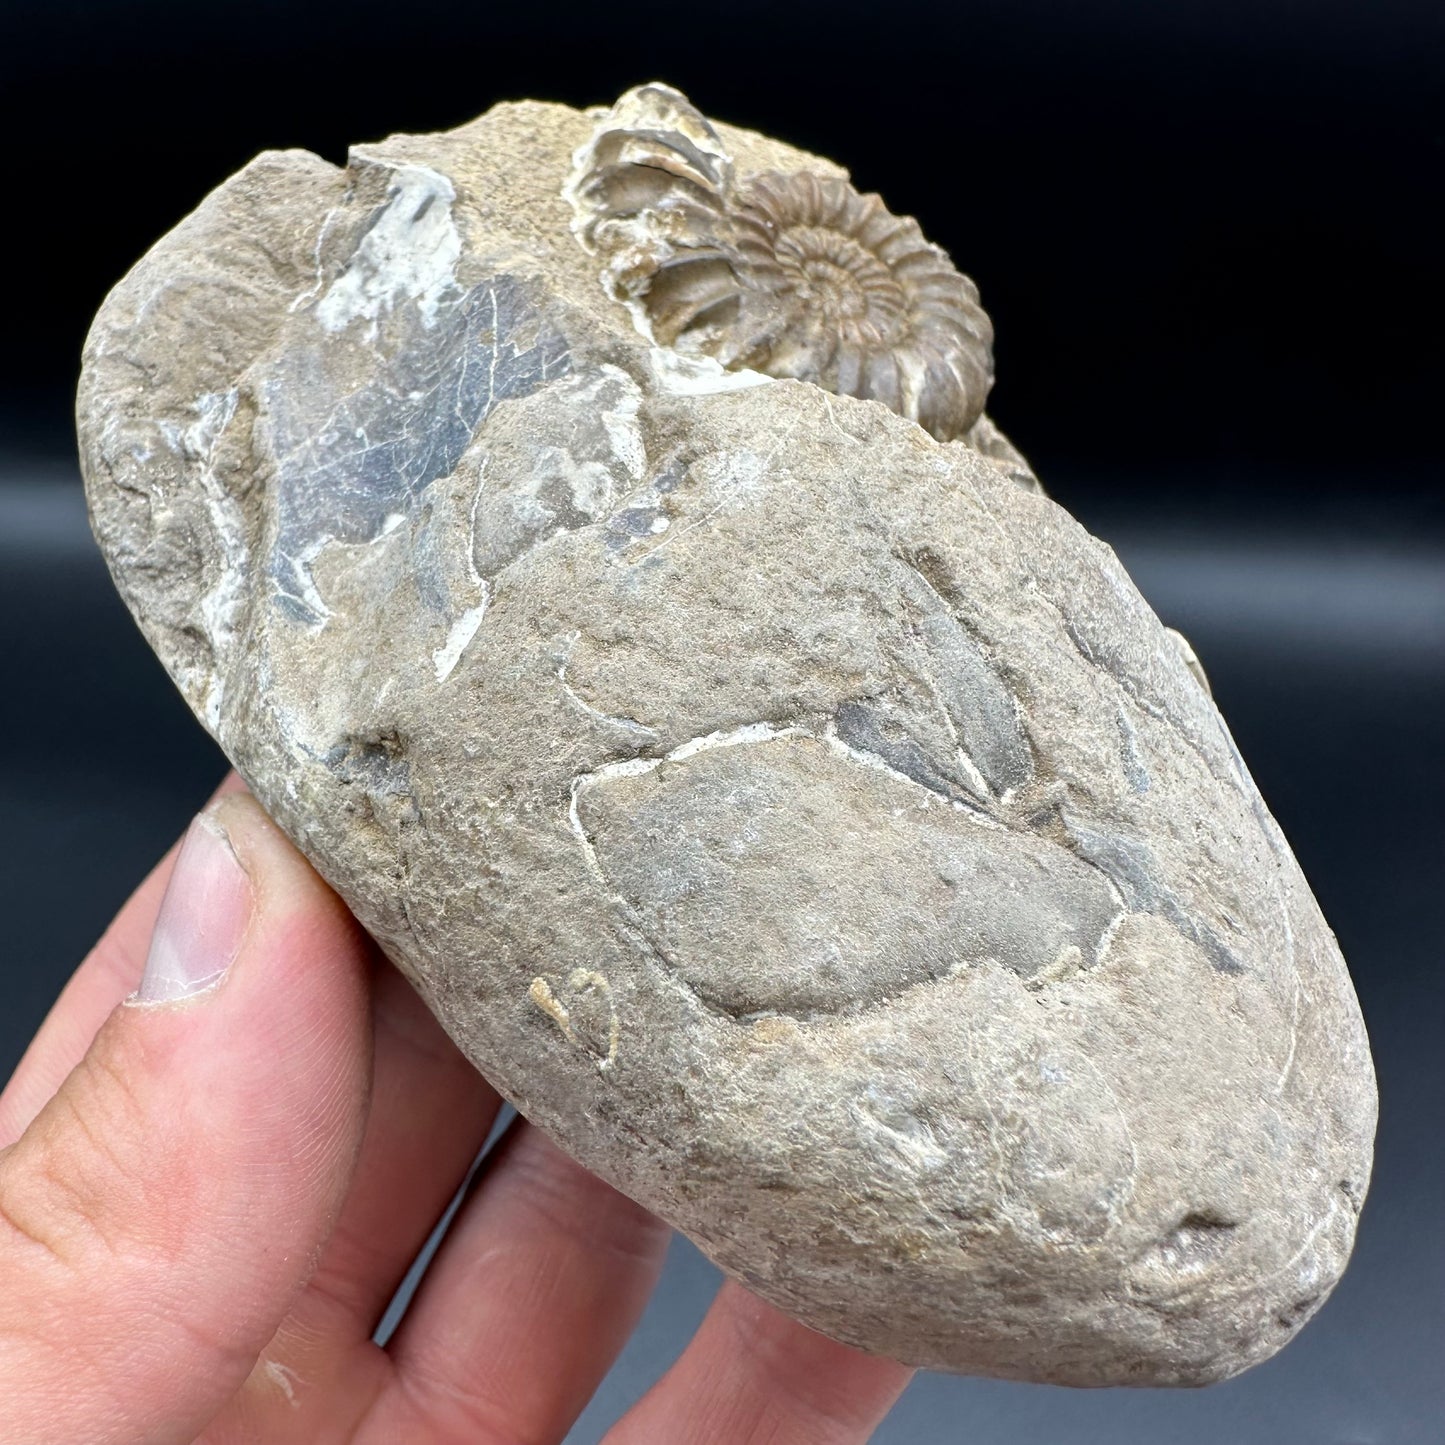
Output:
[{"xmin": 0, "ymin": 780, "xmax": 912, "ymax": 1443}]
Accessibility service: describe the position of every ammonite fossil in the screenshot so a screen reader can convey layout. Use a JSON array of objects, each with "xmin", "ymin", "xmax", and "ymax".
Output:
[{"xmin": 568, "ymin": 84, "xmax": 996, "ymax": 442}]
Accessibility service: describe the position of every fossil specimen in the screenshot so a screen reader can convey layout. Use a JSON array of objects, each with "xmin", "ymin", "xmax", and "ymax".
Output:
[
  {"xmin": 569, "ymin": 84, "xmax": 995, "ymax": 441},
  {"xmin": 77, "ymin": 86, "xmax": 1375, "ymax": 1387}
]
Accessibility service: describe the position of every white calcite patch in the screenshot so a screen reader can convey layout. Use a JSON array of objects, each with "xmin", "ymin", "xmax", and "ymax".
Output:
[
  {"xmin": 158, "ymin": 388, "xmax": 244, "ymax": 727},
  {"xmin": 432, "ymin": 595, "xmax": 490, "ymax": 682},
  {"xmin": 649, "ymin": 348, "xmax": 772, "ymax": 397},
  {"xmin": 317, "ymin": 164, "xmax": 461, "ymax": 337}
]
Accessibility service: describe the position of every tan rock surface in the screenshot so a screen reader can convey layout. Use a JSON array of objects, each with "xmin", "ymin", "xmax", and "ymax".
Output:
[{"xmin": 77, "ymin": 86, "xmax": 1375, "ymax": 1385}]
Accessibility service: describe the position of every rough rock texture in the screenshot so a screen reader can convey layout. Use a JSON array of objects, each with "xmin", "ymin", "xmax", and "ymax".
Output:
[{"xmin": 77, "ymin": 87, "xmax": 1376, "ymax": 1387}]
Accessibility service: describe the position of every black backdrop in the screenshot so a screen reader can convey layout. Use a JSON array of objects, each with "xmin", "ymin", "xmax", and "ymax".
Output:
[{"xmin": 0, "ymin": 1, "xmax": 1441, "ymax": 1441}]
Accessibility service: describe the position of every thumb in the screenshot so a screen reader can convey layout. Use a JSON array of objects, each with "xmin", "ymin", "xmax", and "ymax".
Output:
[{"xmin": 0, "ymin": 793, "xmax": 373, "ymax": 1445}]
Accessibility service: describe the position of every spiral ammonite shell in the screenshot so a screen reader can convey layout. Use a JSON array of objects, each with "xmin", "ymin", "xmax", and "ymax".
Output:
[{"xmin": 569, "ymin": 85, "xmax": 996, "ymax": 442}]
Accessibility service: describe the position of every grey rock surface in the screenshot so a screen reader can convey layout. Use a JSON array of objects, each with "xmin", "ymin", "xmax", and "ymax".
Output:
[{"xmin": 77, "ymin": 86, "xmax": 1376, "ymax": 1386}]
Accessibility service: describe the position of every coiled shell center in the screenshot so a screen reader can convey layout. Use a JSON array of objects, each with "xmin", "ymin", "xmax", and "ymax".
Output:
[{"xmin": 774, "ymin": 229, "xmax": 904, "ymax": 338}]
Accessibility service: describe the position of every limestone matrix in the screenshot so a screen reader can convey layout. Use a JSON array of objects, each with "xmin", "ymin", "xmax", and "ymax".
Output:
[{"xmin": 77, "ymin": 84, "xmax": 1376, "ymax": 1386}]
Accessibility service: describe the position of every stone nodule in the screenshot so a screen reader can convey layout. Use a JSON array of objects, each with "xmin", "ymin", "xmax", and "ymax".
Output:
[{"xmin": 77, "ymin": 82, "xmax": 1375, "ymax": 1386}]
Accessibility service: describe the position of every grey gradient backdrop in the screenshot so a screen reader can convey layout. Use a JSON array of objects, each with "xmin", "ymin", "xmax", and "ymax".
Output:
[{"xmin": 1, "ymin": 0, "xmax": 1441, "ymax": 1439}]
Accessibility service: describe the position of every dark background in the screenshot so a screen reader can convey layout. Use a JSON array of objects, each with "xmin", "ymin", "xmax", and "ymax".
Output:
[{"xmin": 1, "ymin": 1, "xmax": 1440, "ymax": 1440}]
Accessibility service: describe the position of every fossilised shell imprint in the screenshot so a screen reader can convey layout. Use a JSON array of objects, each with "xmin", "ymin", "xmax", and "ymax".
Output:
[{"xmin": 569, "ymin": 83, "xmax": 995, "ymax": 441}]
